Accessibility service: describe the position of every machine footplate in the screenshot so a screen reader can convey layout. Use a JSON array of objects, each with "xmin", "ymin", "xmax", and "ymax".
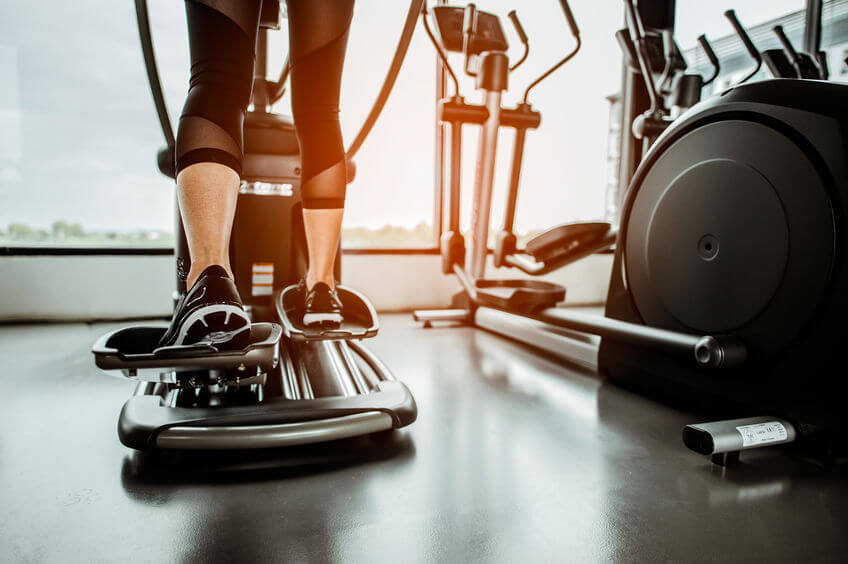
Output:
[
  {"xmin": 525, "ymin": 221, "xmax": 612, "ymax": 261},
  {"xmin": 475, "ymin": 279, "xmax": 565, "ymax": 313},
  {"xmin": 277, "ymin": 285, "xmax": 379, "ymax": 341},
  {"xmin": 92, "ymin": 323, "xmax": 282, "ymax": 378}
]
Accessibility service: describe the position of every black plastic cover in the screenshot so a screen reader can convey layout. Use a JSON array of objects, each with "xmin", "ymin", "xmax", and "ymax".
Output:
[
  {"xmin": 526, "ymin": 221, "xmax": 612, "ymax": 262},
  {"xmin": 432, "ymin": 6, "xmax": 508, "ymax": 54},
  {"xmin": 475, "ymin": 279, "xmax": 565, "ymax": 313}
]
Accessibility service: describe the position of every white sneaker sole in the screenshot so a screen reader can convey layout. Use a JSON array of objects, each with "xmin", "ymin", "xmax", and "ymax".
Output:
[
  {"xmin": 303, "ymin": 312, "xmax": 344, "ymax": 326},
  {"xmin": 174, "ymin": 304, "xmax": 251, "ymax": 345}
]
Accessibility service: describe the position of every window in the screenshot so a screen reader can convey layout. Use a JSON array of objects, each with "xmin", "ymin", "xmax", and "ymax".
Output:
[
  {"xmin": 1, "ymin": 1, "xmax": 442, "ymax": 250},
  {"xmin": 0, "ymin": 1, "xmax": 644, "ymax": 251},
  {"xmin": 0, "ymin": 1, "xmax": 183, "ymax": 248}
]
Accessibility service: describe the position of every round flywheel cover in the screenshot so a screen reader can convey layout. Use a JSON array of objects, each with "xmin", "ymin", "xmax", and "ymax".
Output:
[{"xmin": 624, "ymin": 119, "xmax": 834, "ymax": 354}]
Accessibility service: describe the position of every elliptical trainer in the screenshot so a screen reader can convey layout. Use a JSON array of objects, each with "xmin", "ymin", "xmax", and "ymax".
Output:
[{"xmin": 91, "ymin": 0, "xmax": 422, "ymax": 451}]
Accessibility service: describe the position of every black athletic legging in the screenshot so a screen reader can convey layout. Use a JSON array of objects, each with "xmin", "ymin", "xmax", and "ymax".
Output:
[{"xmin": 177, "ymin": 0, "xmax": 354, "ymax": 209}]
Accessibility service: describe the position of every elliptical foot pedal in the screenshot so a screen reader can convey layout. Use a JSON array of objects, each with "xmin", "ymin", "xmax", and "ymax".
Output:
[
  {"xmin": 525, "ymin": 221, "xmax": 612, "ymax": 262},
  {"xmin": 474, "ymin": 279, "xmax": 565, "ymax": 313},
  {"xmin": 277, "ymin": 284, "xmax": 379, "ymax": 341},
  {"xmin": 92, "ymin": 322, "xmax": 282, "ymax": 380}
]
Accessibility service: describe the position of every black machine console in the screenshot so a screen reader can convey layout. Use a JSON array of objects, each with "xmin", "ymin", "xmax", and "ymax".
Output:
[{"xmin": 432, "ymin": 6, "xmax": 508, "ymax": 54}]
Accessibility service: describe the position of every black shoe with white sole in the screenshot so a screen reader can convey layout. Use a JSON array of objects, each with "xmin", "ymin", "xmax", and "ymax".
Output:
[
  {"xmin": 157, "ymin": 265, "xmax": 251, "ymax": 350},
  {"xmin": 302, "ymin": 280, "xmax": 344, "ymax": 327}
]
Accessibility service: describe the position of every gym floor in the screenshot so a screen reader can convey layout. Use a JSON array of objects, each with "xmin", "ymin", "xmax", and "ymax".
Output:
[{"xmin": 2, "ymin": 315, "xmax": 847, "ymax": 563}]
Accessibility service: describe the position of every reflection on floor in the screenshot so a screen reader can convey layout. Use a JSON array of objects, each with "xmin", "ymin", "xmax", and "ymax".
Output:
[{"xmin": 1, "ymin": 315, "xmax": 847, "ymax": 563}]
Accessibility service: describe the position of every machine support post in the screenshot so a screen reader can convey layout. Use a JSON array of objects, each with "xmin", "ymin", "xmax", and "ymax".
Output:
[
  {"xmin": 469, "ymin": 51, "xmax": 509, "ymax": 279},
  {"xmin": 803, "ymin": 0, "xmax": 822, "ymax": 58},
  {"xmin": 434, "ymin": 53, "xmax": 447, "ymax": 240},
  {"xmin": 253, "ymin": 29, "xmax": 270, "ymax": 113},
  {"xmin": 469, "ymin": 89, "xmax": 503, "ymax": 278},
  {"xmin": 503, "ymin": 126, "xmax": 527, "ymax": 233},
  {"xmin": 449, "ymin": 121, "xmax": 463, "ymax": 233}
]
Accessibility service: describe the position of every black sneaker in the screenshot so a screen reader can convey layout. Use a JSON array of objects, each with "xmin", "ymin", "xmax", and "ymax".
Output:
[
  {"xmin": 158, "ymin": 265, "xmax": 251, "ymax": 350},
  {"xmin": 303, "ymin": 281, "xmax": 344, "ymax": 327}
]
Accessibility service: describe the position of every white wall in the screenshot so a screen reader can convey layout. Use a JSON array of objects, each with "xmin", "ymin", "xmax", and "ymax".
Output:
[
  {"xmin": 0, "ymin": 253, "xmax": 612, "ymax": 321},
  {"xmin": 0, "ymin": 255, "xmax": 174, "ymax": 321}
]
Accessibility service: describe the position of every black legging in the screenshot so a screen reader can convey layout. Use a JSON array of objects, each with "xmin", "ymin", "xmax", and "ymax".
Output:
[{"xmin": 177, "ymin": 0, "xmax": 353, "ymax": 209}]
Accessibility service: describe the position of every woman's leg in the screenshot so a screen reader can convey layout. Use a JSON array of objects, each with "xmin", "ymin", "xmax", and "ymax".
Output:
[
  {"xmin": 286, "ymin": 0, "xmax": 355, "ymax": 290},
  {"xmin": 177, "ymin": 0, "xmax": 262, "ymax": 288},
  {"xmin": 158, "ymin": 0, "xmax": 261, "ymax": 348},
  {"xmin": 178, "ymin": 163, "xmax": 240, "ymax": 287}
]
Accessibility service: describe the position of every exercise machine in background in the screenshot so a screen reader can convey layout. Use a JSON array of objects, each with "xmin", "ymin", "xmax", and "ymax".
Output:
[
  {"xmin": 91, "ymin": 0, "xmax": 423, "ymax": 451},
  {"xmin": 723, "ymin": 9, "xmax": 828, "ymax": 82},
  {"xmin": 416, "ymin": 0, "xmax": 848, "ymax": 465},
  {"xmin": 414, "ymin": 0, "xmax": 725, "ymax": 354},
  {"xmin": 415, "ymin": 0, "xmax": 721, "ymax": 316}
]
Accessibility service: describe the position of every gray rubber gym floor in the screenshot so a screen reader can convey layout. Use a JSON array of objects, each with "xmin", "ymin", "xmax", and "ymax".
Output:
[{"xmin": 2, "ymin": 314, "xmax": 847, "ymax": 563}]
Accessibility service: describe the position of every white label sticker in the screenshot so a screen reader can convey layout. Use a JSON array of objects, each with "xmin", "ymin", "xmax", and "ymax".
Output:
[
  {"xmin": 252, "ymin": 274, "xmax": 273, "ymax": 285},
  {"xmin": 251, "ymin": 263, "xmax": 274, "ymax": 296},
  {"xmin": 736, "ymin": 422, "xmax": 788, "ymax": 447}
]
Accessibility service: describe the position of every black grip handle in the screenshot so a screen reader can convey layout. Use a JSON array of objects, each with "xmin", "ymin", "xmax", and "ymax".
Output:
[
  {"xmin": 462, "ymin": 3, "xmax": 477, "ymax": 59},
  {"xmin": 724, "ymin": 9, "xmax": 761, "ymax": 63},
  {"xmin": 559, "ymin": 0, "xmax": 580, "ymax": 38},
  {"xmin": 622, "ymin": 0, "xmax": 644, "ymax": 40},
  {"xmin": 697, "ymin": 33, "xmax": 720, "ymax": 85},
  {"xmin": 697, "ymin": 34, "xmax": 719, "ymax": 68},
  {"xmin": 773, "ymin": 25, "xmax": 801, "ymax": 63},
  {"xmin": 463, "ymin": 3, "xmax": 477, "ymax": 35},
  {"xmin": 507, "ymin": 10, "xmax": 528, "ymax": 45}
]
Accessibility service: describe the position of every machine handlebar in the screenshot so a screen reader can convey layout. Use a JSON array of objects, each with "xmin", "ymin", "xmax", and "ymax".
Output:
[
  {"xmin": 134, "ymin": 0, "xmax": 175, "ymax": 151},
  {"xmin": 724, "ymin": 10, "xmax": 762, "ymax": 66},
  {"xmin": 723, "ymin": 10, "xmax": 762, "ymax": 84},
  {"xmin": 462, "ymin": 3, "xmax": 477, "ymax": 66},
  {"xmin": 521, "ymin": 0, "xmax": 582, "ymax": 102},
  {"xmin": 773, "ymin": 25, "xmax": 802, "ymax": 65},
  {"xmin": 507, "ymin": 10, "xmax": 528, "ymax": 45},
  {"xmin": 696, "ymin": 34, "xmax": 721, "ymax": 86},
  {"xmin": 462, "ymin": 4, "xmax": 477, "ymax": 37},
  {"xmin": 697, "ymin": 34, "xmax": 719, "ymax": 70},
  {"xmin": 508, "ymin": 10, "xmax": 530, "ymax": 71},
  {"xmin": 558, "ymin": 0, "xmax": 580, "ymax": 38}
]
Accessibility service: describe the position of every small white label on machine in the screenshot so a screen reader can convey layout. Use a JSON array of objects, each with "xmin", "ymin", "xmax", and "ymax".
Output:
[
  {"xmin": 736, "ymin": 422, "xmax": 788, "ymax": 447},
  {"xmin": 252, "ymin": 263, "xmax": 274, "ymax": 296}
]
